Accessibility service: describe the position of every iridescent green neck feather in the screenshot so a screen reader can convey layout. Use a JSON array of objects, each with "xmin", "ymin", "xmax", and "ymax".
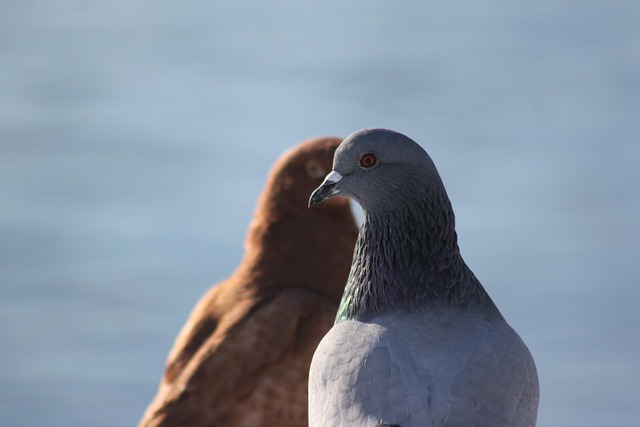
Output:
[{"xmin": 336, "ymin": 185, "xmax": 500, "ymax": 323}]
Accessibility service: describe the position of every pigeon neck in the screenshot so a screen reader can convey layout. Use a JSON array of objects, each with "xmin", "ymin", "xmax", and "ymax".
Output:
[{"xmin": 336, "ymin": 195, "xmax": 499, "ymax": 322}]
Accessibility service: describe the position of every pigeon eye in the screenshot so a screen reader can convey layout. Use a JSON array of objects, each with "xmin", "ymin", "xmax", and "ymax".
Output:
[{"xmin": 360, "ymin": 153, "xmax": 377, "ymax": 169}]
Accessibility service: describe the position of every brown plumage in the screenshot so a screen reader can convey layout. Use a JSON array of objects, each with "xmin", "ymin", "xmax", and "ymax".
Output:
[{"xmin": 139, "ymin": 137, "xmax": 359, "ymax": 427}]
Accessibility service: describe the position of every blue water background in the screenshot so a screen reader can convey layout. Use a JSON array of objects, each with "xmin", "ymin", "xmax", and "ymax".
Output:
[{"xmin": 1, "ymin": 1, "xmax": 639, "ymax": 426}]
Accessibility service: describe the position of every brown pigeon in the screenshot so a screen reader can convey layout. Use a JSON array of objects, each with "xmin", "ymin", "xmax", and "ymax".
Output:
[{"xmin": 139, "ymin": 137, "xmax": 359, "ymax": 427}]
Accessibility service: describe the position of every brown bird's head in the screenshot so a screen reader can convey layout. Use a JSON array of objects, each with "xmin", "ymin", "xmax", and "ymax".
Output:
[
  {"xmin": 241, "ymin": 137, "xmax": 359, "ymax": 301},
  {"xmin": 256, "ymin": 137, "xmax": 350, "ymax": 214}
]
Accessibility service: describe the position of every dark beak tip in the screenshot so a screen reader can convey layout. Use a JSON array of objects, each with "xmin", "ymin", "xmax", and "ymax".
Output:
[
  {"xmin": 308, "ymin": 190, "xmax": 322, "ymax": 209},
  {"xmin": 309, "ymin": 183, "xmax": 336, "ymax": 208}
]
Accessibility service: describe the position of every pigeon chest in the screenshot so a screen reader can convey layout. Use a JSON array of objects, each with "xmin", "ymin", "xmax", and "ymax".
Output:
[{"xmin": 309, "ymin": 311, "xmax": 535, "ymax": 427}]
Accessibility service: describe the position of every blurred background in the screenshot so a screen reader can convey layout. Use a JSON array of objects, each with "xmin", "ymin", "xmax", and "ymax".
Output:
[{"xmin": 1, "ymin": 1, "xmax": 639, "ymax": 426}]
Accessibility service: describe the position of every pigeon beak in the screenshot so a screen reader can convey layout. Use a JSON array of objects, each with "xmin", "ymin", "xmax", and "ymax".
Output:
[{"xmin": 309, "ymin": 171, "xmax": 343, "ymax": 208}]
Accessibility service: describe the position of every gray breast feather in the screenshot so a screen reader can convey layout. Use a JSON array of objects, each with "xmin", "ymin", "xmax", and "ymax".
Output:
[{"xmin": 308, "ymin": 311, "xmax": 539, "ymax": 427}]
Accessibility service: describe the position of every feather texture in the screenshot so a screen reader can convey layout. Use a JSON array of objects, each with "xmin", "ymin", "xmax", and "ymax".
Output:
[{"xmin": 308, "ymin": 129, "xmax": 539, "ymax": 427}]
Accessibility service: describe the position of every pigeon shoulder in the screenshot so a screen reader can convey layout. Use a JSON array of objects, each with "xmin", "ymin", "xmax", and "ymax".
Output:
[{"xmin": 449, "ymin": 320, "xmax": 539, "ymax": 427}]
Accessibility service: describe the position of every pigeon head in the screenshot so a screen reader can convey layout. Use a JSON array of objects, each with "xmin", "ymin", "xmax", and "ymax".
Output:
[
  {"xmin": 309, "ymin": 128, "xmax": 448, "ymax": 216},
  {"xmin": 309, "ymin": 129, "xmax": 492, "ymax": 320}
]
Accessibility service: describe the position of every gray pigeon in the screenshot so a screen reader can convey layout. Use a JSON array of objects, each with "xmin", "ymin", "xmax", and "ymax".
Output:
[{"xmin": 308, "ymin": 129, "xmax": 539, "ymax": 427}]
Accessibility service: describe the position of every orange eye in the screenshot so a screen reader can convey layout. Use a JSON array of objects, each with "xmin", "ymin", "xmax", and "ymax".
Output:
[{"xmin": 360, "ymin": 152, "xmax": 377, "ymax": 168}]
